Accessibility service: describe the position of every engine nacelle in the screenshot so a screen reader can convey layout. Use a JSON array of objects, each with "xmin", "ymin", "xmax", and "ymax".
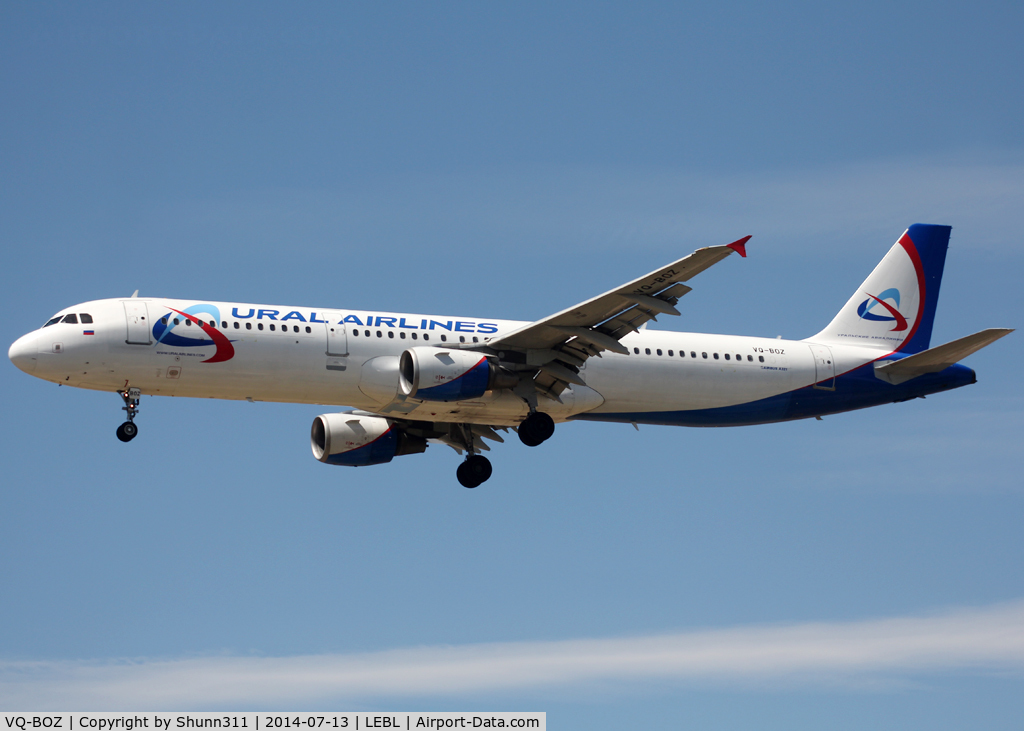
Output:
[
  {"xmin": 311, "ymin": 413, "xmax": 426, "ymax": 466},
  {"xmin": 399, "ymin": 347, "xmax": 517, "ymax": 402}
]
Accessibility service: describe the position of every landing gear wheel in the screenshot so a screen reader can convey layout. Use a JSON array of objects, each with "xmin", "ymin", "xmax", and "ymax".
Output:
[
  {"xmin": 116, "ymin": 387, "xmax": 142, "ymax": 443},
  {"xmin": 116, "ymin": 421, "xmax": 138, "ymax": 442},
  {"xmin": 457, "ymin": 455, "xmax": 492, "ymax": 488},
  {"xmin": 518, "ymin": 411, "xmax": 555, "ymax": 447}
]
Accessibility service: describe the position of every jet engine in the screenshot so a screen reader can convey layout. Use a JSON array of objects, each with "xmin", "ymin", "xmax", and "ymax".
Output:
[
  {"xmin": 399, "ymin": 347, "xmax": 518, "ymax": 402},
  {"xmin": 311, "ymin": 413, "xmax": 426, "ymax": 466}
]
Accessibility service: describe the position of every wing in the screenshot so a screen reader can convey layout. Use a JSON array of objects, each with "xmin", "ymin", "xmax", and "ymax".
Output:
[{"xmin": 488, "ymin": 236, "xmax": 750, "ymax": 400}]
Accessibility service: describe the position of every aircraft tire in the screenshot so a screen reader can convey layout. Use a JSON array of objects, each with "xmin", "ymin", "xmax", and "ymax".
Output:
[
  {"xmin": 456, "ymin": 461, "xmax": 479, "ymax": 488},
  {"xmin": 116, "ymin": 422, "xmax": 138, "ymax": 442},
  {"xmin": 466, "ymin": 454, "xmax": 492, "ymax": 483},
  {"xmin": 457, "ymin": 455, "xmax": 492, "ymax": 488},
  {"xmin": 518, "ymin": 412, "xmax": 555, "ymax": 446}
]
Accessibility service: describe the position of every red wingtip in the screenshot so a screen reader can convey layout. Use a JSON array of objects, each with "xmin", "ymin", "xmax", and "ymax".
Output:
[{"xmin": 726, "ymin": 235, "xmax": 751, "ymax": 258}]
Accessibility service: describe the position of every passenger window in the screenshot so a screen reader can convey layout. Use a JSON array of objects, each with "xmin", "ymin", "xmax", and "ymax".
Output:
[
  {"xmin": 222, "ymin": 321, "xmax": 227, "ymax": 328},
  {"xmin": 233, "ymin": 322, "xmax": 240, "ymax": 329},
  {"xmin": 691, "ymin": 351, "xmax": 696, "ymax": 358},
  {"xmin": 668, "ymin": 350, "xmax": 673, "ymax": 356},
  {"xmin": 412, "ymin": 333, "xmax": 418, "ymax": 340},
  {"xmin": 173, "ymin": 318, "xmax": 180, "ymax": 325},
  {"xmin": 656, "ymin": 349, "xmax": 662, "ymax": 356},
  {"xmin": 702, "ymin": 352, "xmax": 708, "ymax": 359},
  {"xmin": 161, "ymin": 317, "xmax": 169, "ymax": 325},
  {"xmin": 724, "ymin": 354, "xmax": 730, "ymax": 360},
  {"xmin": 364, "ymin": 330, "xmax": 370, "ymax": 337},
  {"xmin": 246, "ymin": 322, "xmax": 252, "ymax": 330},
  {"xmin": 713, "ymin": 353, "xmax": 719, "ymax": 360},
  {"xmin": 400, "ymin": 332, "xmax": 406, "ymax": 339},
  {"xmin": 80, "ymin": 314, "xmax": 93, "ymax": 324},
  {"xmin": 351, "ymin": 328, "xmax": 356, "ymax": 336},
  {"xmin": 424, "ymin": 334, "xmax": 430, "ymax": 341},
  {"xmin": 459, "ymin": 336, "xmax": 466, "ymax": 343},
  {"xmin": 634, "ymin": 348, "xmax": 640, "ymax": 354},
  {"xmin": 185, "ymin": 319, "xmax": 191, "ymax": 326},
  {"xmin": 645, "ymin": 348, "xmax": 651, "ymax": 355},
  {"xmin": 257, "ymin": 323, "xmax": 264, "ymax": 331},
  {"xmin": 44, "ymin": 317, "xmax": 61, "ymax": 327},
  {"xmin": 62, "ymin": 314, "xmax": 78, "ymax": 324},
  {"xmin": 441, "ymin": 335, "xmax": 447, "ymax": 342},
  {"xmin": 376, "ymin": 331, "xmax": 382, "ymax": 338},
  {"xmin": 305, "ymin": 326, "xmax": 311, "ymax": 333},
  {"xmin": 747, "ymin": 355, "xmax": 753, "ymax": 362},
  {"xmin": 271, "ymin": 324, "xmax": 277, "ymax": 332},
  {"xmin": 473, "ymin": 337, "xmax": 479, "ymax": 343},
  {"xmin": 388, "ymin": 331, "xmax": 394, "ymax": 338},
  {"xmin": 759, "ymin": 356, "xmax": 765, "ymax": 362}
]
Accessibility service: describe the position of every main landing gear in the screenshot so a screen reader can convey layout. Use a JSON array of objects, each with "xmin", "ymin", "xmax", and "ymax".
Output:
[
  {"xmin": 116, "ymin": 387, "xmax": 141, "ymax": 443},
  {"xmin": 457, "ymin": 454, "xmax": 492, "ymax": 489},
  {"xmin": 518, "ymin": 411, "xmax": 555, "ymax": 447},
  {"xmin": 451, "ymin": 422, "xmax": 494, "ymax": 488},
  {"xmin": 449, "ymin": 414, "xmax": 554, "ymax": 488}
]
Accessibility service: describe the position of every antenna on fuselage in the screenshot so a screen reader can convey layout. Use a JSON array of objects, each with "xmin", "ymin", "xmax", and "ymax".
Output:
[{"xmin": 130, "ymin": 290, "xmax": 139, "ymax": 298}]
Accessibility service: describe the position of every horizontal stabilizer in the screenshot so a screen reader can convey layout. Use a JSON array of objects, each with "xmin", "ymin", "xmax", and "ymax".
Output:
[{"xmin": 874, "ymin": 328, "xmax": 1013, "ymax": 385}]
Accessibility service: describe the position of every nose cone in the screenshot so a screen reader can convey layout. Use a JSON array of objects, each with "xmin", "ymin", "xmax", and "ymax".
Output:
[{"xmin": 8, "ymin": 332, "xmax": 38, "ymax": 374}]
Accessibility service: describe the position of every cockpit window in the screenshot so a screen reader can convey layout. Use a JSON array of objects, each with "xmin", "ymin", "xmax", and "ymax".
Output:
[
  {"xmin": 44, "ymin": 316, "xmax": 62, "ymax": 327},
  {"xmin": 80, "ymin": 313, "xmax": 93, "ymax": 324},
  {"xmin": 62, "ymin": 314, "xmax": 79, "ymax": 324}
]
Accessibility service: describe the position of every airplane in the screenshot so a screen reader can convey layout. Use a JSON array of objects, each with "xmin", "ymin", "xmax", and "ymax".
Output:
[{"xmin": 7, "ymin": 223, "xmax": 1012, "ymax": 488}]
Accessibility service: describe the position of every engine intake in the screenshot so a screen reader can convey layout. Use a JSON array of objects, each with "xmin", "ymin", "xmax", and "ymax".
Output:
[
  {"xmin": 311, "ymin": 413, "xmax": 426, "ymax": 466},
  {"xmin": 399, "ymin": 347, "xmax": 517, "ymax": 402}
]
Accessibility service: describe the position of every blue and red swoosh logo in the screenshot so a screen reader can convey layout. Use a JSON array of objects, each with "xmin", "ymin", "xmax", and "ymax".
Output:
[
  {"xmin": 856, "ymin": 287, "xmax": 908, "ymax": 331},
  {"xmin": 152, "ymin": 305, "xmax": 235, "ymax": 363}
]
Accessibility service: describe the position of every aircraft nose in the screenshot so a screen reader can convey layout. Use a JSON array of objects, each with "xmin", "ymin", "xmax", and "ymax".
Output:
[{"xmin": 8, "ymin": 332, "xmax": 38, "ymax": 374}]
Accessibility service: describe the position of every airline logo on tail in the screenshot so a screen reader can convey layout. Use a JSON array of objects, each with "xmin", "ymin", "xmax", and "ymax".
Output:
[{"xmin": 856, "ymin": 288, "xmax": 908, "ymax": 332}]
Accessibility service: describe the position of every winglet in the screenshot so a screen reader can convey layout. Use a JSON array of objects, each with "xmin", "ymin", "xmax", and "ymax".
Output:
[{"xmin": 726, "ymin": 236, "xmax": 751, "ymax": 258}]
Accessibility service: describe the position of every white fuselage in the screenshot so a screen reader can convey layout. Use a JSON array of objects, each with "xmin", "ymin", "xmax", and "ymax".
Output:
[{"xmin": 10, "ymin": 297, "xmax": 884, "ymax": 427}]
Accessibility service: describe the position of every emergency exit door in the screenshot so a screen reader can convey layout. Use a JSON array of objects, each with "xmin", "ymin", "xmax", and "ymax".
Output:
[{"xmin": 325, "ymin": 315, "xmax": 348, "ymax": 371}]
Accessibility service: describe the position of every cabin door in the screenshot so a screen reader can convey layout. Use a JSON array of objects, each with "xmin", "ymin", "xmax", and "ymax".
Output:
[{"xmin": 122, "ymin": 301, "xmax": 152, "ymax": 345}]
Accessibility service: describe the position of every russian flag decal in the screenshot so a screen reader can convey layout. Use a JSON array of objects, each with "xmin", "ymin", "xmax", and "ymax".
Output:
[{"xmin": 83, "ymin": 330, "xmax": 95, "ymax": 335}]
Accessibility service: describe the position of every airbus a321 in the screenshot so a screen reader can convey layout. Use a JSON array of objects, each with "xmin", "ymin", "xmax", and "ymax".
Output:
[{"xmin": 8, "ymin": 224, "xmax": 1012, "ymax": 487}]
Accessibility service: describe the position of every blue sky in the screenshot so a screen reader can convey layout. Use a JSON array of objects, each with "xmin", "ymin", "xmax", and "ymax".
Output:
[{"xmin": 1, "ymin": 2, "xmax": 1023, "ymax": 727}]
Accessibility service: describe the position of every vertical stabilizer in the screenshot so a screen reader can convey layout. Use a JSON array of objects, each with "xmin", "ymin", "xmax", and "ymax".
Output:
[{"xmin": 809, "ymin": 224, "xmax": 950, "ymax": 354}]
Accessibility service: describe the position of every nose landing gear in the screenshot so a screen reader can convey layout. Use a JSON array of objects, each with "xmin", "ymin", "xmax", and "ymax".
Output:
[{"xmin": 116, "ymin": 387, "xmax": 141, "ymax": 442}]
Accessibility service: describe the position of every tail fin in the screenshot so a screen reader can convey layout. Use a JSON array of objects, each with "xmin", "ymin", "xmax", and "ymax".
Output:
[{"xmin": 809, "ymin": 224, "xmax": 951, "ymax": 354}]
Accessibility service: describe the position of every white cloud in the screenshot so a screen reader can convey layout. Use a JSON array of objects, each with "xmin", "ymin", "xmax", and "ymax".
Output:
[{"xmin": 3, "ymin": 600, "xmax": 1024, "ymax": 709}]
